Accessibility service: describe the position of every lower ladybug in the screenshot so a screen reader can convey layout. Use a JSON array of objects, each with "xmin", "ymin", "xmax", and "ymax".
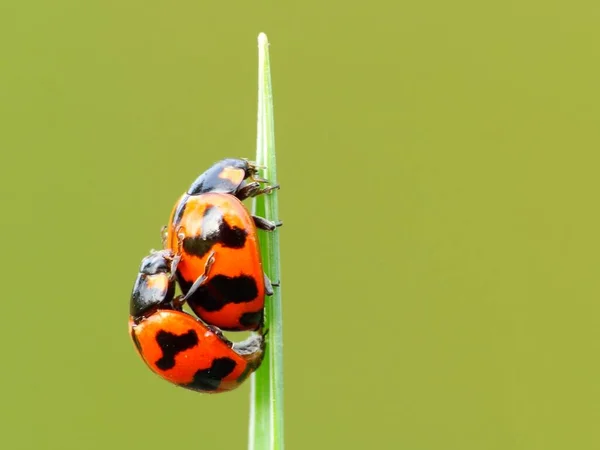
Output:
[{"xmin": 129, "ymin": 249, "xmax": 265, "ymax": 393}]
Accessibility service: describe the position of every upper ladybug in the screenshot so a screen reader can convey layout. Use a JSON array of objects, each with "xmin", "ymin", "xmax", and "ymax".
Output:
[{"xmin": 164, "ymin": 159, "xmax": 281, "ymax": 331}]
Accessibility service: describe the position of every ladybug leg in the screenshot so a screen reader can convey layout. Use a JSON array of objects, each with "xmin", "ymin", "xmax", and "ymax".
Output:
[
  {"xmin": 180, "ymin": 251, "xmax": 216, "ymax": 302},
  {"xmin": 172, "ymin": 225, "xmax": 188, "ymax": 275},
  {"xmin": 250, "ymin": 174, "xmax": 269, "ymax": 183},
  {"xmin": 167, "ymin": 227, "xmax": 187, "ymax": 281},
  {"xmin": 236, "ymin": 181, "xmax": 280, "ymax": 201},
  {"xmin": 171, "ymin": 295, "xmax": 186, "ymax": 311},
  {"xmin": 264, "ymin": 273, "xmax": 274, "ymax": 296},
  {"xmin": 176, "ymin": 226, "xmax": 186, "ymax": 253},
  {"xmin": 263, "ymin": 274, "xmax": 280, "ymax": 296},
  {"xmin": 236, "ymin": 182, "xmax": 259, "ymax": 200},
  {"xmin": 169, "ymin": 253, "xmax": 181, "ymax": 281},
  {"xmin": 252, "ymin": 215, "xmax": 283, "ymax": 231}
]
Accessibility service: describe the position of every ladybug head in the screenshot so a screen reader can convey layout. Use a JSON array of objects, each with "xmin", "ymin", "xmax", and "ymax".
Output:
[
  {"xmin": 130, "ymin": 250, "xmax": 176, "ymax": 321},
  {"xmin": 139, "ymin": 249, "xmax": 172, "ymax": 275}
]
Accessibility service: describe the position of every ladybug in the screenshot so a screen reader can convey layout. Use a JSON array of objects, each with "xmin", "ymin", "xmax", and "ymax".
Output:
[
  {"xmin": 129, "ymin": 249, "xmax": 265, "ymax": 393},
  {"xmin": 163, "ymin": 158, "xmax": 281, "ymax": 332}
]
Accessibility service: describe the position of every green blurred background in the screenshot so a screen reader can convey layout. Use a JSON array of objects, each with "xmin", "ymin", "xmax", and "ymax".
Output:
[{"xmin": 1, "ymin": 1, "xmax": 599, "ymax": 449}]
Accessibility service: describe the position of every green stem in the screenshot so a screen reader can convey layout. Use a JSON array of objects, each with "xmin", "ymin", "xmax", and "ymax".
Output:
[{"xmin": 248, "ymin": 32, "xmax": 284, "ymax": 450}]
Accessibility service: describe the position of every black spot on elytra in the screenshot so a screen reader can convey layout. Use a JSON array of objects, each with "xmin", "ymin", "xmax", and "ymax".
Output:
[
  {"xmin": 219, "ymin": 221, "xmax": 247, "ymax": 248},
  {"xmin": 187, "ymin": 357, "xmax": 237, "ymax": 391},
  {"xmin": 154, "ymin": 329, "xmax": 198, "ymax": 371},
  {"xmin": 182, "ymin": 205, "xmax": 247, "ymax": 258},
  {"xmin": 239, "ymin": 310, "xmax": 263, "ymax": 329},
  {"xmin": 188, "ymin": 274, "xmax": 259, "ymax": 313},
  {"xmin": 182, "ymin": 236, "xmax": 214, "ymax": 259}
]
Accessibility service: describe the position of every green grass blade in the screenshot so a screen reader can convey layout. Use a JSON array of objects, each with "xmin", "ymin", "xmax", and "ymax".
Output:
[{"xmin": 248, "ymin": 32, "xmax": 284, "ymax": 450}]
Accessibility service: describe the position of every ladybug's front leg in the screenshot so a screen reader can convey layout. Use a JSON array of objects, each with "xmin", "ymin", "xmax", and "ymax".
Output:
[
  {"xmin": 169, "ymin": 253, "xmax": 182, "ymax": 281},
  {"xmin": 180, "ymin": 251, "xmax": 216, "ymax": 302},
  {"xmin": 169, "ymin": 225, "xmax": 187, "ymax": 280},
  {"xmin": 235, "ymin": 181, "xmax": 280, "ymax": 201},
  {"xmin": 171, "ymin": 252, "xmax": 216, "ymax": 310}
]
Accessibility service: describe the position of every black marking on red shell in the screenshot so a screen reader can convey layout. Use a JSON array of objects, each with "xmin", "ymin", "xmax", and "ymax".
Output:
[
  {"xmin": 154, "ymin": 329, "xmax": 199, "ymax": 371},
  {"xmin": 186, "ymin": 357, "xmax": 237, "ymax": 391},
  {"xmin": 181, "ymin": 205, "xmax": 247, "ymax": 259},
  {"xmin": 238, "ymin": 310, "xmax": 263, "ymax": 329},
  {"xmin": 187, "ymin": 274, "xmax": 259, "ymax": 313}
]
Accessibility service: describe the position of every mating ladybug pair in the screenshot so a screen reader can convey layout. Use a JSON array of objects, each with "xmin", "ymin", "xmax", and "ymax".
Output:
[{"xmin": 129, "ymin": 159, "xmax": 280, "ymax": 393}]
